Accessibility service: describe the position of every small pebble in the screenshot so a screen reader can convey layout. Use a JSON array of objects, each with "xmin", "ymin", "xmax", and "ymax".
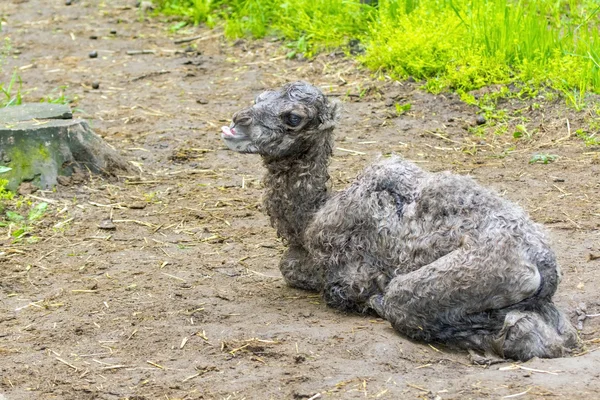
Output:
[
  {"xmin": 110, "ymin": 29, "xmax": 117, "ymax": 35},
  {"xmin": 91, "ymin": 82, "xmax": 100, "ymax": 90},
  {"xmin": 127, "ymin": 202, "xmax": 146, "ymax": 210},
  {"xmin": 475, "ymin": 115, "xmax": 487, "ymax": 125},
  {"xmin": 89, "ymin": 50, "xmax": 98, "ymax": 58},
  {"xmin": 57, "ymin": 176, "xmax": 71, "ymax": 186},
  {"xmin": 89, "ymin": 35, "xmax": 98, "ymax": 40},
  {"xmin": 98, "ymin": 219, "xmax": 117, "ymax": 230},
  {"xmin": 65, "ymin": 0, "xmax": 72, "ymax": 5},
  {"xmin": 17, "ymin": 182, "xmax": 38, "ymax": 196}
]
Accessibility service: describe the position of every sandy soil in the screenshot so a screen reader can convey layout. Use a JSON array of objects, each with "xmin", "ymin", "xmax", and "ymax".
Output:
[{"xmin": 1, "ymin": 1, "xmax": 600, "ymax": 399}]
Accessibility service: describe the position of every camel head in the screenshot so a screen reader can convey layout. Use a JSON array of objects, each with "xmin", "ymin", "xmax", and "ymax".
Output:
[{"xmin": 221, "ymin": 81, "xmax": 339, "ymax": 159}]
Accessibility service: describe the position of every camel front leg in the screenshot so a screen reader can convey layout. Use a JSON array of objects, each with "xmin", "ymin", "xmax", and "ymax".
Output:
[
  {"xmin": 279, "ymin": 245, "xmax": 323, "ymax": 292},
  {"xmin": 322, "ymin": 260, "xmax": 389, "ymax": 313}
]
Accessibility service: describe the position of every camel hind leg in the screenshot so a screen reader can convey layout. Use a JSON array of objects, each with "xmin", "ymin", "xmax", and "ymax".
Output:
[
  {"xmin": 497, "ymin": 302, "xmax": 580, "ymax": 360},
  {"xmin": 370, "ymin": 239, "xmax": 578, "ymax": 360}
]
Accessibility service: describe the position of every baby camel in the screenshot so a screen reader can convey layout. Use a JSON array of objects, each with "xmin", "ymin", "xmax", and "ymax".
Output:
[{"xmin": 221, "ymin": 81, "xmax": 579, "ymax": 361}]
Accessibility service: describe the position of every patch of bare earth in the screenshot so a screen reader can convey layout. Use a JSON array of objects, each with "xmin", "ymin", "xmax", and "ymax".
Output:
[{"xmin": 1, "ymin": 1, "xmax": 599, "ymax": 399}]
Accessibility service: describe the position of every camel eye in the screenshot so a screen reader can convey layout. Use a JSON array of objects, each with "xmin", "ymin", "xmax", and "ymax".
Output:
[{"xmin": 284, "ymin": 113, "xmax": 303, "ymax": 127}]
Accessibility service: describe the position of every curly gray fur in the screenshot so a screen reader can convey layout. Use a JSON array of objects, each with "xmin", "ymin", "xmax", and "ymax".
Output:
[{"xmin": 221, "ymin": 81, "xmax": 580, "ymax": 361}]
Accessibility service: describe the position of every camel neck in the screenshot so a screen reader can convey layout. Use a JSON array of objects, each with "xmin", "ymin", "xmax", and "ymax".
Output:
[{"xmin": 262, "ymin": 136, "xmax": 333, "ymax": 247}]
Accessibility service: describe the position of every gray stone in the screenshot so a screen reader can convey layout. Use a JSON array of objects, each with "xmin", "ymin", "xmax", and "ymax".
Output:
[
  {"xmin": 0, "ymin": 103, "xmax": 72, "ymax": 123},
  {"xmin": 0, "ymin": 105, "xmax": 131, "ymax": 191},
  {"xmin": 98, "ymin": 219, "xmax": 117, "ymax": 230}
]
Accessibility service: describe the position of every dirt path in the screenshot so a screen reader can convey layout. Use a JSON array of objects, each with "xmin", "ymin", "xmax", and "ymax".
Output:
[{"xmin": 1, "ymin": 1, "xmax": 600, "ymax": 399}]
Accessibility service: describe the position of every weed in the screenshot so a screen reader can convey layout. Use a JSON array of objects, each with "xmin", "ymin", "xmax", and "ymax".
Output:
[
  {"xmin": 286, "ymin": 34, "xmax": 312, "ymax": 59},
  {"xmin": 144, "ymin": 192, "xmax": 159, "ymax": 203},
  {"xmin": 529, "ymin": 153, "xmax": 558, "ymax": 164},
  {"xmin": 493, "ymin": 124, "xmax": 508, "ymax": 136},
  {"xmin": 169, "ymin": 21, "xmax": 189, "ymax": 32},
  {"xmin": 555, "ymin": 79, "xmax": 588, "ymax": 111},
  {"xmin": 576, "ymin": 129, "xmax": 600, "ymax": 146},
  {"xmin": 513, "ymin": 124, "xmax": 531, "ymax": 139},
  {"xmin": 155, "ymin": 0, "xmax": 223, "ymax": 26},
  {"xmin": 0, "ymin": 176, "xmax": 50, "ymax": 241},
  {"xmin": 0, "ymin": 69, "xmax": 23, "ymax": 107},
  {"xmin": 0, "ymin": 199, "xmax": 49, "ymax": 242},
  {"xmin": 461, "ymin": 143, "xmax": 479, "ymax": 155},
  {"xmin": 423, "ymin": 78, "xmax": 444, "ymax": 94},
  {"xmin": 0, "ymin": 170, "xmax": 12, "ymax": 224},
  {"xmin": 531, "ymin": 102, "xmax": 542, "ymax": 111},
  {"xmin": 467, "ymin": 125, "xmax": 486, "ymax": 138},
  {"xmin": 394, "ymin": 102, "xmax": 411, "ymax": 115},
  {"xmin": 40, "ymin": 85, "xmax": 76, "ymax": 105}
]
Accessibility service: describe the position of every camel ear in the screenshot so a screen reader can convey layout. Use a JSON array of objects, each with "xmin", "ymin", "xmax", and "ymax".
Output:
[{"xmin": 318, "ymin": 99, "xmax": 341, "ymax": 130}]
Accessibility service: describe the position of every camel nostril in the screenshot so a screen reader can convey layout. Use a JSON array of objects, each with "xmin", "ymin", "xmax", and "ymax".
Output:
[{"xmin": 233, "ymin": 110, "xmax": 253, "ymax": 126}]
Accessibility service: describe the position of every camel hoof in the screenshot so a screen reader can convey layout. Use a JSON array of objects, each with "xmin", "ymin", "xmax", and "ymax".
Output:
[{"xmin": 468, "ymin": 349, "xmax": 506, "ymax": 366}]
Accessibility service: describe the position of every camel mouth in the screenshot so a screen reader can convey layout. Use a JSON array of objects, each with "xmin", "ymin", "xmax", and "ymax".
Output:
[
  {"xmin": 221, "ymin": 125, "xmax": 249, "ymax": 142},
  {"xmin": 221, "ymin": 125, "xmax": 255, "ymax": 153},
  {"xmin": 221, "ymin": 125, "xmax": 236, "ymax": 138}
]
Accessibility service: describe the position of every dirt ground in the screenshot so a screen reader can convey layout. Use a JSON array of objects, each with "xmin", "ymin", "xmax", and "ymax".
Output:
[{"xmin": 1, "ymin": 1, "xmax": 600, "ymax": 399}]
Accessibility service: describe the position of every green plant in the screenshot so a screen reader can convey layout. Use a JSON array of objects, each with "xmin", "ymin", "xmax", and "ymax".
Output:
[
  {"xmin": 0, "ymin": 175, "xmax": 51, "ymax": 241},
  {"xmin": 576, "ymin": 129, "xmax": 600, "ymax": 146},
  {"xmin": 555, "ymin": 79, "xmax": 588, "ymax": 111},
  {"xmin": 169, "ymin": 21, "xmax": 189, "ymax": 32},
  {"xmin": 41, "ymin": 85, "xmax": 75, "ymax": 105},
  {"xmin": 0, "ymin": 200, "xmax": 48, "ymax": 240},
  {"xmin": 513, "ymin": 124, "xmax": 531, "ymax": 139},
  {"xmin": 0, "ymin": 178, "xmax": 13, "ymax": 227},
  {"xmin": 529, "ymin": 153, "xmax": 558, "ymax": 164},
  {"xmin": 286, "ymin": 34, "xmax": 312, "ymax": 59},
  {"xmin": 0, "ymin": 178, "xmax": 13, "ymax": 199},
  {"xmin": 155, "ymin": 0, "xmax": 224, "ymax": 26},
  {"xmin": 0, "ymin": 69, "xmax": 23, "ymax": 107},
  {"xmin": 394, "ymin": 102, "xmax": 412, "ymax": 115}
]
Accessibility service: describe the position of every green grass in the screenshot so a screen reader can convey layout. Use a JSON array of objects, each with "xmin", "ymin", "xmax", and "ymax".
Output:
[
  {"xmin": 0, "ymin": 39, "xmax": 23, "ymax": 108},
  {"xmin": 155, "ymin": 0, "xmax": 600, "ymax": 103},
  {"xmin": 576, "ymin": 129, "xmax": 600, "ymax": 146},
  {"xmin": 155, "ymin": 0, "xmax": 227, "ymax": 26},
  {"xmin": 0, "ymin": 69, "xmax": 23, "ymax": 107},
  {"xmin": 40, "ymin": 85, "xmax": 76, "ymax": 105}
]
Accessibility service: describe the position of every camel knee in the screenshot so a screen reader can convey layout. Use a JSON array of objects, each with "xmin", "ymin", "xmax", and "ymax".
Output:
[
  {"xmin": 279, "ymin": 246, "xmax": 322, "ymax": 291},
  {"xmin": 513, "ymin": 262, "xmax": 543, "ymax": 298},
  {"xmin": 323, "ymin": 271, "xmax": 385, "ymax": 312}
]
